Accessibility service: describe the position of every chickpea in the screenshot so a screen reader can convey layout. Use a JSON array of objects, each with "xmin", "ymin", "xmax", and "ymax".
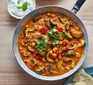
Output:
[
  {"xmin": 51, "ymin": 14, "xmax": 56, "ymax": 17},
  {"xmin": 52, "ymin": 64, "xmax": 57, "ymax": 69},
  {"xmin": 47, "ymin": 13, "xmax": 51, "ymax": 16},
  {"xmin": 19, "ymin": 47, "xmax": 22, "ymax": 50},
  {"xmin": 45, "ymin": 63, "xmax": 49, "ymax": 66},
  {"xmin": 31, "ymin": 33, "xmax": 35, "ymax": 38},
  {"xmin": 26, "ymin": 25, "xmax": 28, "ymax": 28},
  {"xmin": 52, "ymin": 53, "xmax": 57, "ymax": 57},
  {"xmin": 76, "ymin": 52, "xmax": 80, "ymax": 57},
  {"xmin": 59, "ymin": 41, "xmax": 63, "ymax": 45},
  {"xmin": 58, "ymin": 55, "xmax": 62, "ymax": 60},
  {"xmin": 44, "ymin": 35, "xmax": 49, "ymax": 39},
  {"xmin": 49, "ymin": 50, "xmax": 53, "ymax": 55},
  {"xmin": 55, "ymin": 59, "xmax": 58, "ymax": 62},
  {"xmin": 53, "ymin": 47, "xmax": 58, "ymax": 52},
  {"xmin": 42, "ymin": 58, "xmax": 46, "ymax": 62},
  {"xmin": 65, "ymin": 66, "xmax": 70, "ymax": 71},
  {"xmin": 31, "ymin": 42, "xmax": 36, "ymax": 47}
]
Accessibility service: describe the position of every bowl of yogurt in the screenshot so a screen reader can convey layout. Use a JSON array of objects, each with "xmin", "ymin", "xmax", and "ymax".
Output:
[{"xmin": 7, "ymin": 0, "xmax": 36, "ymax": 19}]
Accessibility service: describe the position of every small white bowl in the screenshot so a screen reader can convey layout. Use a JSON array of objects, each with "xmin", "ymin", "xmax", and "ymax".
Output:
[{"xmin": 7, "ymin": 0, "xmax": 36, "ymax": 19}]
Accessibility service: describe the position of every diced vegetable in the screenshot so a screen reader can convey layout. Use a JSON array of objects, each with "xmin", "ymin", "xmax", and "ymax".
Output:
[
  {"xmin": 52, "ymin": 53, "xmax": 57, "ymax": 60},
  {"xmin": 48, "ymin": 64, "xmax": 52, "ymax": 70},
  {"xmin": 23, "ymin": 26, "xmax": 28, "ymax": 37},
  {"xmin": 63, "ymin": 57, "xmax": 75, "ymax": 68},
  {"xmin": 57, "ymin": 60, "xmax": 64, "ymax": 71},
  {"xmin": 62, "ymin": 41, "xmax": 68, "ymax": 46},
  {"xmin": 70, "ymin": 27, "xmax": 83, "ymax": 38},
  {"xmin": 77, "ymin": 39, "xmax": 85, "ymax": 47},
  {"xmin": 36, "ymin": 70, "xmax": 43, "ymax": 74},
  {"xmin": 35, "ymin": 67, "xmax": 45, "ymax": 74},
  {"xmin": 56, "ymin": 28, "xmax": 63, "ymax": 32},
  {"xmin": 45, "ymin": 51, "xmax": 54, "ymax": 63},
  {"xmin": 62, "ymin": 32, "xmax": 73, "ymax": 40},
  {"xmin": 45, "ymin": 22, "xmax": 53, "ymax": 29},
  {"xmin": 48, "ymin": 28, "xmax": 59, "ymax": 39},
  {"xmin": 31, "ymin": 57, "xmax": 37, "ymax": 65},
  {"xmin": 50, "ymin": 18, "xmax": 57, "ymax": 26},
  {"xmin": 59, "ymin": 17, "xmax": 69, "ymax": 23},
  {"xmin": 27, "ymin": 45, "xmax": 34, "ymax": 52},
  {"xmin": 56, "ymin": 50, "xmax": 61, "ymax": 55},
  {"xmin": 66, "ymin": 50, "xmax": 75, "ymax": 56},
  {"xmin": 32, "ymin": 15, "xmax": 42, "ymax": 22},
  {"xmin": 40, "ymin": 28, "xmax": 47, "ymax": 34},
  {"xmin": 52, "ymin": 47, "xmax": 58, "ymax": 52}
]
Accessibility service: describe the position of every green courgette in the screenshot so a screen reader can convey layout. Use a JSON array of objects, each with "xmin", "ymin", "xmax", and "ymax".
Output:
[
  {"xmin": 59, "ymin": 17, "xmax": 69, "ymax": 23},
  {"xmin": 66, "ymin": 50, "xmax": 75, "ymax": 56},
  {"xmin": 23, "ymin": 26, "xmax": 28, "ymax": 37},
  {"xmin": 62, "ymin": 32, "xmax": 73, "ymax": 40},
  {"xmin": 32, "ymin": 15, "xmax": 42, "ymax": 22},
  {"xmin": 45, "ymin": 51, "xmax": 54, "ymax": 63},
  {"xmin": 57, "ymin": 60, "xmax": 64, "ymax": 71}
]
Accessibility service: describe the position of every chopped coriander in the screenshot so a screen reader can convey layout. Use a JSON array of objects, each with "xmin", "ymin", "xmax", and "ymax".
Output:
[
  {"xmin": 52, "ymin": 39, "xmax": 59, "ymax": 46},
  {"xmin": 35, "ymin": 38, "xmax": 48, "ymax": 54},
  {"xmin": 48, "ymin": 28, "xmax": 59, "ymax": 39},
  {"xmin": 17, "ymin": 1, "xmax": 28, "ymax": 11},
  {"xmin": 17, "ymin": 0, "xmax": 20, "ymax": 4}
]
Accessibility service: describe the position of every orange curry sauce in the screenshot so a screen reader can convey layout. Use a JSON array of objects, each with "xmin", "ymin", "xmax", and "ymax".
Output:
[{"xmin": 18, "ymin": 12, "xmax": 84, "ymax": 76}]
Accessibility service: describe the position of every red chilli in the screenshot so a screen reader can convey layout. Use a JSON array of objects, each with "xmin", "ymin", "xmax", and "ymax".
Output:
[
  {"xmin": 32, "ymin": 52, "xmax": 37, "ymax": 58},
  {"xmin": 62, "ymin": 41, "xmax": 68, "ymax": 46},
  {"xmin": 56, "ymin": 50, "xmax": 61, "ymax": 55},
  {"xmin": 40, "ymin": 28, "xmax": 47, "ymax": 34},
  {"xmin": 24, "ymin": 39, "xmax": 28, "ymax": 44},
  {"xmin": 57, "ymin": 28, "xmax": 63, "ymax": 32}
]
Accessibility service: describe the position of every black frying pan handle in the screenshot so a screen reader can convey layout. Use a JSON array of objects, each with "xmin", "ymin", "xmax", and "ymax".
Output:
[{"xmin": 71, "ymin": 0, "xmax": 86, "ymax": 14}]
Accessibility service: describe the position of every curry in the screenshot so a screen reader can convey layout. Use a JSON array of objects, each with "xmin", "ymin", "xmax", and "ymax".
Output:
[{"xmin": 18, "ymin": 12, "xmax": 85, "ymax": 76}]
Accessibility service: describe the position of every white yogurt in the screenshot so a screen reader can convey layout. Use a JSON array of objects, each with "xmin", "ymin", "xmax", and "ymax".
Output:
[{"xmin": 8, "ymin": 0, "xmax": 36, "ymax": 19}]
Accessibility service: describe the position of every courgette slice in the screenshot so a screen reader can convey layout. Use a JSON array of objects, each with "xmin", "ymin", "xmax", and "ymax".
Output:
[
  {"xmin": 23, "ymin": 26, "xmax": 28, "ymax": 37},
  {"xmin": 31, "ymin": 57, "xmax": 37, "ymax": 65},
  {"xmin": 36, "ymin": 70, "xmax": 43, "ymax": 75},
  {"xmin": 45, "ymin": 22, "xmax": 52, "ymax": 29},
  {"xmin": 77, "ymin": 39, "xmax": 85, "ymax": 47},
  {"xmin": 62, "ymin": 32, "xmax": 73, "ymax": 40},
  {"xmin": 66, "ymin": 50, "xmax": 75, "ymax": 56},
  {"xmin": 63, "ymin": 57, "xmax": 75, "ymax": 68},
  {"xmin": 50, "ymin": 18, "xmax": 57, "ymax": 26},
  {"xmin": 59, "ymin": 17, "xmax": 69, "ymax": 23},
  {"xmin": 32, "ymin": 15, "xmax": 42, "ymax": 22},
  {"xmin": 45, "ymin": 51, "xmax": 54, "ymax": 63},
  {"xmin": 35, "ymin": 66, "xmax": 45, "ymax": 75},
  {"xmin": 57, "ymin": 60, "xmax": 64, "ymax": 71},
  {"xmin": 70, "ymin": 27, "xmax": 83, "ymax": 38}
]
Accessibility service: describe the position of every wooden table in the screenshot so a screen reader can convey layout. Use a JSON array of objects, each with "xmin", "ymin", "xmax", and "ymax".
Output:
[{"xmin": 0, "ymin": 0, "xmax": 93, "ymax": 85}]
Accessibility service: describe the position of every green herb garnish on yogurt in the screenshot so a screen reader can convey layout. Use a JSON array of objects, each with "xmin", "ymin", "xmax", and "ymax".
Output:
[
  {"xmin": 17, "ymin": 1, "xmax": 28, "ymax": 11},
  {"xmin": 17, "ymin": 0, "xmax": 21, "ymax": 4}
]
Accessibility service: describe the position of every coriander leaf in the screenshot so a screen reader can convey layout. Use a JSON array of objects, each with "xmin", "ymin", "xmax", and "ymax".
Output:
[
  {"xmin": 48, "ymin": 28, "xmax": 59, "ymax": 39},
  {"xmin": 17, "ymin": 0, "xmax": 20, "ymax": 4},
  {"xmin": 52, "ymin": 39, "xmax": 59, "ymax": 46},
  {"xmin": 22, "ymin": 2, "xmax": 28, "ymax": 11},
  {"xmin": 17, "ymin": 1, "xmax": 28, "ymax": 11},
  {"xmin": 17, "ymin": 6, "xmax": 22, "ymax": 9},
  {"xmin": 35, "ymin": 38, "xmax": 48, "ymax": 54}
]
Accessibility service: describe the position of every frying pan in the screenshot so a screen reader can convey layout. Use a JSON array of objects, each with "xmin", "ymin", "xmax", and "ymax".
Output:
[{"xmin": 13, "ymin": 0, "xmax": 88, "ymax": 81}]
